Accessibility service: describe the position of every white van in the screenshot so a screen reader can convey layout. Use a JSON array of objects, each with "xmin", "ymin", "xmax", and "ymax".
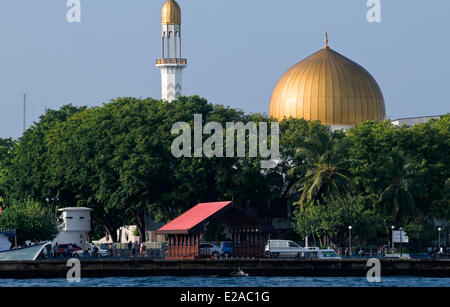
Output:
[{"xmin": 264, "ymin": 240, "xmax": 341, "ymax": 259}]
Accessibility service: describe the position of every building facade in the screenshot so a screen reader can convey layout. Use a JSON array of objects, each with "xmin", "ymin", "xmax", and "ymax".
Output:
[
  {"xmin": 53, "ymin": 207, "xmax": 93, "ymax": 248},
  {"xmin": 391, "ymin": 115, "xmax": 442, "ymax": 127}
]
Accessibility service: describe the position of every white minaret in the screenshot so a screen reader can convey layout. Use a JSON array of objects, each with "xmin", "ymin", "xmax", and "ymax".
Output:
[{"xmin": 156, "ymin": 0, "xmax": 187, "ymax": 102}]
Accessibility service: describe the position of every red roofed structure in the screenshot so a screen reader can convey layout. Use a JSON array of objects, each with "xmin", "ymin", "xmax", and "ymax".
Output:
[
  {"xmin": 158, "ymin": 201, "xmax": 232, "ymax": 234},
  {"xmin": 157, "ymin": 201, "xmax": 273, "ymax": 259}
]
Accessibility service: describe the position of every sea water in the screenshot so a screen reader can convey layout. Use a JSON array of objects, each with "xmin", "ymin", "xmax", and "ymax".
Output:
[{"xmin": 1, "ymin": 276, "xmax": 449, "ymax": 287}]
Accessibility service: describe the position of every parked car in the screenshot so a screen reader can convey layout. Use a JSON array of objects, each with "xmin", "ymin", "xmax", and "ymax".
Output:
[
  {"xmin": 199, "ymin": 243, "xmax": 223, "ymax": 257},
  {"xmin": 73, "ymin": 244, "xmax": 111, "ymax": 258},
  {"xmin": 220, "ymin": 242, "xmax": 233, "ymax": 257},
  {"xmin": 264, "ymin": 240, "xmax": 341, "ymax": 259},
  {"xmin": 56, "ymin": 244, "xmax": 83, "ymax": 258}
]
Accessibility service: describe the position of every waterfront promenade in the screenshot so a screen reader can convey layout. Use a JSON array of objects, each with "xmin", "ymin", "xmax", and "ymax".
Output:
[{"xmin": 0, "ymin": 258, "xmax": 449, "ymax": 279}]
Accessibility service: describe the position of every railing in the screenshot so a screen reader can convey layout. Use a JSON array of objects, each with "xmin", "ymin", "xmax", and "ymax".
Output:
[
  {"xmin": 156, "ymin": 58, "xmax": 187, "ymax": 65},
  {"xmin": 335, "ymin": 247, "xmax": 383, "ymax": 258},
  {"xmin": 88, "ymin": 242, "xmax": 168, "ymax": 259}
]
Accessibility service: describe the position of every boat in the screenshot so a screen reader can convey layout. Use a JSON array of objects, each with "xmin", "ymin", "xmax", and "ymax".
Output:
[{"xmin": 231, "ymin": 268, "xmax": 249, "ymax": 277}]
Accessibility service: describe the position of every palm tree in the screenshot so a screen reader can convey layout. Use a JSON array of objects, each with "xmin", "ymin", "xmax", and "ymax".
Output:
[
  {"xmin": 377, "ymin": 151, "xmax": 415, "ymax": 225},
  {"xmin": 289, "ymin": 132, "xmax": 354, "ymax": 209}
]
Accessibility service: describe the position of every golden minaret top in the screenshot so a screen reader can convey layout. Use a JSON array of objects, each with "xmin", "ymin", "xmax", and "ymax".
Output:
[{"xmin": 162, "ymin": 0, "xmax": 181, "ymax": 25}]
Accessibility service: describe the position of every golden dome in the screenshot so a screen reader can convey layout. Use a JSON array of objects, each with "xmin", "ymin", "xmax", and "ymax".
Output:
[
  {"xmin": 162, "ymin": 0, "xmax": 181, "ymax": 25},
  {"xmin": 269, "ymin": 39, "xmax": 386, "ymax": 126}
]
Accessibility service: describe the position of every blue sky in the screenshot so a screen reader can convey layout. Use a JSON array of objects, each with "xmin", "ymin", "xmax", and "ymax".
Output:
[{"xmin": 0, "ymin": 0, "xmax": 449, "ymax": 139}]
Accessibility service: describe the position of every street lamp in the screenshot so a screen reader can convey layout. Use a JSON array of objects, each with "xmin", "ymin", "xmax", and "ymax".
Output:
[
  {"xmin": 438, "ymin": 227, "xmax": 442, "ymax": 253},
  {"xmin": 348, "ymin": 226, "xmax": 352, "ymax": 257},
  {"xmin": 399, "ymin": 227, "xmax": 403, "ymax": 258},
  {"xmin": 391, "ymin": 226, "xmax": 395, "ymax": 252}
]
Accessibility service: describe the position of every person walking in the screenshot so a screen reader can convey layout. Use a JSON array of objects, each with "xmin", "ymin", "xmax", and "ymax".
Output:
[
  {"xmin": 53, "ymin": 243, "xmax": 58, "ymax": 258},
  {"xmin": 358, "ymin": 248, "xmax": 364, "ymax": 257},
  {"xmin": 140, "ymin": 242, "xmax": 146, "ymax": 257},
  {"xmin": 128, "ymin": 241, "xmax": 132, "ymax": 257},
  {"xmin": 67, "ymin": 243, "xmax": 73, "ymax": 258},
  {"xmin": 90, "ymin": 243, "xmax": 96, "ymax": 257},
  {"xmin": 132, "ymin": 241, "xmax": 138, "ymax": 257}
]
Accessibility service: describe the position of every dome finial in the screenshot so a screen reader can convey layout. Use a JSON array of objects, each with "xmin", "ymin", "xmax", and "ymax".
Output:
[{"xmin": 324, "ymin": 30, "xmax": 329, "ymax": 49}]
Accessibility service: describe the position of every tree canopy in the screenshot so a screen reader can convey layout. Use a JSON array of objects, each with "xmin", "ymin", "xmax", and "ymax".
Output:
[
  {"xmin": 0, "ymin": 199, "xmax": 58, "ymax": 245},
  {"xmin": 0, "ymin": 97, "xmax": 447, "ymax": 249}
]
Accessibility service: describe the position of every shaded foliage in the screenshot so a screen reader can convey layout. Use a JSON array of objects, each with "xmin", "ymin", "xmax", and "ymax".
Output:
[
  {"xmin": 0, "ymin": 96, "xmax": 447, "ymax": 249},
  {"xmin": 0, "ymin": 199, "xmax": 58, "ymax": 245}
]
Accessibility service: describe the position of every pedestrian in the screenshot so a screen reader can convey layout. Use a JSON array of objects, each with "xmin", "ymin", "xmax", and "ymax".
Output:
[
  {"xmin": 358, "ymin": 248, "xmax": 364, "ymax": 257},
  {"xmin": 90, "ymin": 243, "xmax": 96, "ymax": 257},
  {"xmin": 53, "ymin": 243, "xmax": 58, "ymax": 258},
  {"xmin": 133, "ymin": 241, "xmax": 138, "ymax": 256},
  {"xmin": 46, "ymin": 244, "xmax": 52, "ymax": 259},
  {"xmin": 67, "ymin": 243, "xmax": 73, "ymax": 258},
  {"xmin": 128, "ymin": 241, "xmax": 132, "ymax": 257},
  {"xmin": 110, "ymin": 244, "xmax": 115, "ymax": 257},
  {"xmin": 140, "ymin": 242, "xmax": 146, "ymax": 257}
]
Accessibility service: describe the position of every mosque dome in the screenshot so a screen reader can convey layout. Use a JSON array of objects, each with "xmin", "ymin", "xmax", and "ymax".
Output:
[
  {"xmin": 162, "ymin": 0, "xmax": 181, "ymax": 25},
  {"xmin": 269, "ymin": 34, "xmax": 386, "ymax": 128}
]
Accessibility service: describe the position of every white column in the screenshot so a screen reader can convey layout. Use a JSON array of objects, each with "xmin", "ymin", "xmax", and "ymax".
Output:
[{"xmin": 161, "ymin": 34, "xmax": 165, "ymax": 58}]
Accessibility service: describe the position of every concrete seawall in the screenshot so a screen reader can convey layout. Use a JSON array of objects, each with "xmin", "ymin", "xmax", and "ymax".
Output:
[{"xmin": 0, "ymin": 258, "xmax": 449, "ymax": 279}]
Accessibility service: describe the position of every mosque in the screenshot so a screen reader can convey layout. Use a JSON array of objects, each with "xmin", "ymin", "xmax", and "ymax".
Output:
[{"xmin": 156, "ymin": 0, "xmax": 439, "ymax": 129}]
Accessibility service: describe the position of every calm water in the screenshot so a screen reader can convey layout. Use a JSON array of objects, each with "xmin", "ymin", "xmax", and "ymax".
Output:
[{"xmin": 1, "ymin": 276, "xmax": 449, "ymax": 287}]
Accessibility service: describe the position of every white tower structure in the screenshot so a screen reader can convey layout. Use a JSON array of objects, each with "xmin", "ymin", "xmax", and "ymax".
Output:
[
  {"xmin": 156, "ymin": 0, "xmax": 187, "ymax": 102},
  {"xmin": 53, "ymin": 207, "xmax": 93, "ymax": 248}
]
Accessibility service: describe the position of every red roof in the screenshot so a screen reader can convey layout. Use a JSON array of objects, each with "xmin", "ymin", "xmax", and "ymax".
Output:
[{"xmin": 157, "ymin": 201, "xmax": 232, "ymax": 234}]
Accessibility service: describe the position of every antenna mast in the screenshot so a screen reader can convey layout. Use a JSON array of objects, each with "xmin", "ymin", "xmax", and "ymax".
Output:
[
  {"xmin": 22, "ymin": 92, "xmax": 27, "ymax": 132},
  {"xmin": 21, "ymin": 85, "xmax": 27, "ymax": 133}
]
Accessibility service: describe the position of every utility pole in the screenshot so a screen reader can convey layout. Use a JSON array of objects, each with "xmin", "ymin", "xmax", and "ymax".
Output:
[
  {"xmin": 22, "ymin": 93, "xmax": 26, "ymax": 132},
  {"xmin": 348, "ymin": 226, "xmax": 352, "ymax": 257},
  {"xmin": 400, "ymin": 227, "xmax": 403, "ymax": 258},
  {"xmin": 21, "ymin": 86, "xmax": 27, "ymax": 133}
]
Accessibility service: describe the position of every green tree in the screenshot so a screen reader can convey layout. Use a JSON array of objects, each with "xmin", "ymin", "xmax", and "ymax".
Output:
[
  {"xmin": 0, "ymin": 138, "xmax": 14, "ymax": 207},
  {"xmin": 0, "ymin": 199, "xmax": 58, "ymax": 245},
  {"xmin": 344, "ymin": 117, "xmax": 450, "ymax": 246},
  {"xmin": 44, "ymin": 96, "xmax": 275, "ymax": 242},
  {"xmin": 294, "ymin": 194, "xmax": 381, "ymax": 247},
  {"xmin": 290, "ymin": 131, "xmax": 353, "ymax": 209},
  {"xmin": 2, "ymin": 105, "xmax": 86, "ymax": 209},
  {"xmin": 265, "ymin": 118, "xmax": 333, "ymax": 220},
  {"xmin": 376, "ymin": 151, "xmax": 416, "ymax": 225}
]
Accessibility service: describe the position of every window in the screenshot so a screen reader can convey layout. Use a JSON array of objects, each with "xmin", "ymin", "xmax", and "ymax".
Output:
[
  {"xmin": 289, "ymin": 241, "xmax": 299, "ymax": 248},
  {"xmin": 321, "ymin": 251, "xmax": 338, "ymax": 258}
]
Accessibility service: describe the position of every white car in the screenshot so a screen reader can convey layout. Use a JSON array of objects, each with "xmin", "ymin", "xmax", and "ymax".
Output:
[
  {"xmin": 73, "ymin": 245, "xmax": 111, "ymax": 258},
  {"xmin": 264, "ymin": 240, "xmax": 341, "ymax": 259},
  {"xmin": 199, "ymin": 243, "xmax": 222, "ymax": 258}
]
